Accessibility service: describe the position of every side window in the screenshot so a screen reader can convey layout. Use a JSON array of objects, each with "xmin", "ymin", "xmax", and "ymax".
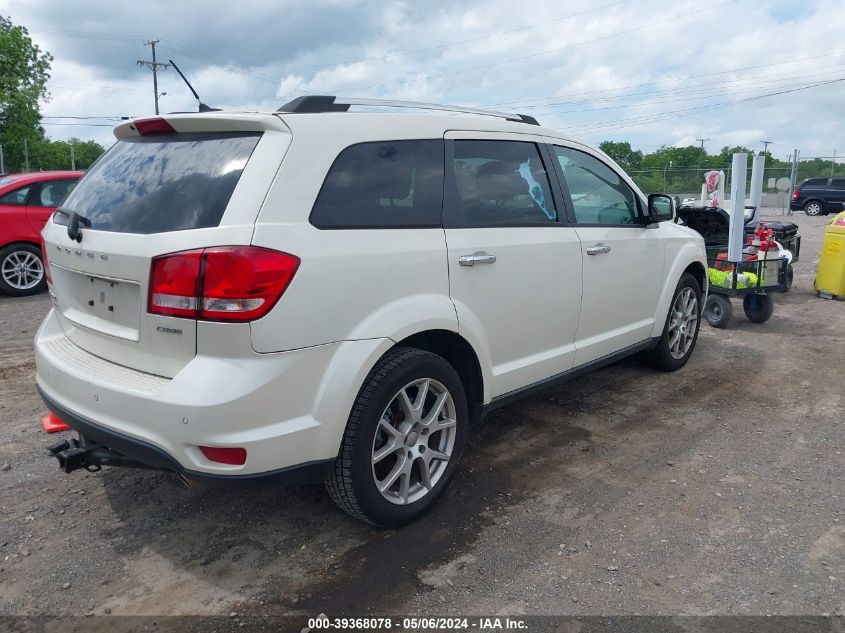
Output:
[
  {"xmin": 553, "ymin": 146, "xmax": 638, "ymax": 225},
  {"xmin": 310, "ymin": 140, "xmax": 444, "ymax": 228},
  {"xmin": 36, "ymin": 179, "xmax": 79, "ymax": 207},
  {"xmin": 830, "ymin": 179, "xmax": 845, "ymax": 190},
  {"xmin": 447, "ymin": 140, "xmax": 557, "ymax": 226},
  {"xmin": 805, "ymin": 178, "xmax": 827, "ymax": 187},
  {"xmin": 0, "ymin": 185, "xmax": 31, "ymax": 206}
]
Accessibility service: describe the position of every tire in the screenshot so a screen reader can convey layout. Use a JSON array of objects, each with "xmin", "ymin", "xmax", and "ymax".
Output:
[
  {"xmin": 647, "ymin": 272, "xmax": 702, "ymax": 371},
  {"xmin": 0, "ymin": 243, "xmax": 47, "ymax": 297},
  {"xmin": 326, "ymin": 347, "xmax": 468, "ymax": 527},
  {"xmin": 804, "ymin": 201, "xmax": 823, "ymax": 216},
  {"xmin": 703, "ymin": 294, "xmax": 732, "ymax": 329},
  {"xmin": 783, "ymin": 263, "xmax": 794, "ymax": 292},
  {"xmin": 743, "ymin": 293, "xmax": 774, "ymax": 323}
]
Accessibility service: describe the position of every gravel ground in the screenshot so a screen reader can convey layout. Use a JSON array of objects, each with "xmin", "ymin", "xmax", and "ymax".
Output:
[{"xmin": 0, "ymin": 212, "xmax": 842, "ymax": 620}]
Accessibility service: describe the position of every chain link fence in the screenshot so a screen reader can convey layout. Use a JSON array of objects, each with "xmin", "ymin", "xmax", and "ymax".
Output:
[{"xmin": 632, "ymin": 156, "xmax": 844, "ymax": 212}]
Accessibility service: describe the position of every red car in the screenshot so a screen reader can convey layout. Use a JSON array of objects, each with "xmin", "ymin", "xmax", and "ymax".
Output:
[{"xmin": 0, "ymin": 171, "xmax": 84, "ymax": 296}]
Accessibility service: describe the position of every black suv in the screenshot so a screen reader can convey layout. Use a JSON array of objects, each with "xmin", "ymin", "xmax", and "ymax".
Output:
[{"xmin": 790, "ymin": 178, "xmax": 845, "ymax": 216}]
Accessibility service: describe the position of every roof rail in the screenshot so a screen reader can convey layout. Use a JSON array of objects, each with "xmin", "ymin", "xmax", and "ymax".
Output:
[{"xmin": 277, "ymin": 95, "xmax": 539, "ymax": 126}]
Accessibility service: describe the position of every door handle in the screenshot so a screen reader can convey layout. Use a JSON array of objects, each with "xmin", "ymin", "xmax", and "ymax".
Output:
[
  {"xmin": 586, "ymin": 243, "xmax": 611, "ymax": 256},
  {"xmin": 458, "ymin": 251, "xmax": 497, "ymax": 266}
]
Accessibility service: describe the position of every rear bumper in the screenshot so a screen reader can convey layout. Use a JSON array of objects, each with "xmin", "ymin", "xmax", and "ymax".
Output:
[
  {"xmin": 35, "ymin": 308, "xmax": 393, "ymax": 478},
  {"xmin": 39, "ymin": 386, "xmax": 334, "ymax": 484}
]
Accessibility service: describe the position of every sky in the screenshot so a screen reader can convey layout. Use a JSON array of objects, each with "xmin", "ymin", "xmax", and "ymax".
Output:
[{"xmin": 2, "ymin": 0, "xmax": 844, "ymax": 160}]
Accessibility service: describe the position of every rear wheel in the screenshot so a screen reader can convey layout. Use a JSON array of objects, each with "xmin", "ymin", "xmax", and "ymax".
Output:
[
  {"xmin": 743, "ymin": 293, "xmax": 774, "ymax": 323},
  {"xmin": 326, "ymin": 348, "xmax": 468, "ymax": 527},
  {"xmin": 783, "ymin": 263, "xmax": 794, "ymax": 291},
  {"xmin": 703, "ymin": 294, "xmax": 732, "ymax": 329},
  {"xmin": 647, "ymin": 273, "xmax": 702, "ymax": 371},
  {"xmin": 0, "ymin": 243, "xmax": 46, "ymax": 297},
  {"xmin": 804, "ymin": 201, "xmax": 823, "ymax": 216}
]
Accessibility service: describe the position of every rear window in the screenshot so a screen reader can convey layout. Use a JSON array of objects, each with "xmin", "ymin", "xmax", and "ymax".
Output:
[
  {"xmin": 803, "ymin": 178, "xmax": 828, "ymax": 187},
  {"xmin": 56, "ymin": 132, "xmax": 261, "ymax": 234},
  {"xmin": 310, "ymin": 140, "xmax": 444, "ymax": 229}
]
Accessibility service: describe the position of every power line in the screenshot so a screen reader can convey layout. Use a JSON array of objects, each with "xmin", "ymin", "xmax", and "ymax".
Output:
[
  {"xmin": 558, "ymin": 77, "xmax": 845, "ymax": 135},
  {"xmin": 484, "ymin": 50, "xmax": 845, "ymax": 108},
  {"xmin": 524, "ymin": 68, "xmax": 845, "ymax": 116}
]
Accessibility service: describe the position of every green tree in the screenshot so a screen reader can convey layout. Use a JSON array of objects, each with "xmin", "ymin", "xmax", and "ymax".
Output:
[
  {"xmin": 0, "ymin": 16, "xmax": 52, "ymax": 172},
  {"xmin": 598, "ymin": 140, "xmax": 643, "ymax": 171}
]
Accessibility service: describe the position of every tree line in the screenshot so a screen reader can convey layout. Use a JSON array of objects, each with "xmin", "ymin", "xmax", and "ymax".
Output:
[
  {"xmin": 599, "ymin": 141, "xmax": 845, "ymax": 194},
  {"xmin": 1, "ymin": 16, "xmax": 105, "ymax": 173}
]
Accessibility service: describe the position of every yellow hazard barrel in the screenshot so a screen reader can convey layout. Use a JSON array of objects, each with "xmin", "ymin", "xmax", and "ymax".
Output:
[{"xmin": 815, "ymin": 211, "xmax": 845, "ymax": 299}]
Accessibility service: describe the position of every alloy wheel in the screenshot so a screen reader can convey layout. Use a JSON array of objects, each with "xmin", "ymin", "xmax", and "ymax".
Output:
[
  {"xmin": 371, "ymin": 378, "xmax": 457, "ymax": 505},
  {"xmin": 1, "ymin": 250, "xmax": 43, "ymax": 291},
  {"xmin": 668, "ymin": 287, "xmax": 698, "ymax": 360},
  {"xmin": 805, "ymin": 202, "xmax": 822, "ymax": 216}
]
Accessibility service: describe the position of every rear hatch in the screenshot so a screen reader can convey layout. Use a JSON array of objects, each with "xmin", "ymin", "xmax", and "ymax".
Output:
[{"xmin": 43, "ymin": 113, "xmax": 291, "ymax": 377}]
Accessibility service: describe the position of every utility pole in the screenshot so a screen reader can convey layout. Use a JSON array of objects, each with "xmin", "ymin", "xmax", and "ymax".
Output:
[
  {"xmin": 23, "ymin": 138, "xmax": 30, "ymax": 172},
  {"xmin": 831, "ymin": 149, "xmax": 837, "ymax": 179},
  {"xmin": 137, "ymin": 39, "xmax": 169, "ymax": 115},
  {"xmin": 696, "ymin": 137, "xmax": 711, "ymax": 151},
  {"xmin": 760, "ymin": 140, "xmax": 774, "ymax": 156},
  {"xmin": 0, "ymin": 145, "xmax": 4, "ymax": 174},
  {"xmin": 69, "ymin": 142, "xmax": 76, "ymax": 170}
]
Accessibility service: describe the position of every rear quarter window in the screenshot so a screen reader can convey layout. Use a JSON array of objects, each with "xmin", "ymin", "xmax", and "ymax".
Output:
[
  {"xmin": 803, "ymin": 178, "xmax": 828, "ymax": 187},
  {"xmin": 310, "ymin": 140, "xmax": 444, "ymax": 229},
  {"xmin": 57, "ymin": 132, "xmax": 261, "ymax": 234}
]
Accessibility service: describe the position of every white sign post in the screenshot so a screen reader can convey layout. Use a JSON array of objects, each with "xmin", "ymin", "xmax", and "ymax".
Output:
[
  {"xmin": 749, "ymin": 154, "xmax": 766, "ymax": 223},
  {"xmin": 728, "ymin": 153, "xmax": 748, "ymax": 262}
]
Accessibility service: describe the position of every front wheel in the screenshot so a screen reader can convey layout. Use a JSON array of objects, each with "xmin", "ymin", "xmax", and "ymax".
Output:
[
  {"xmin": 704, "ymin": 294, "xmax": 732, "ymax": 329},
  {"xmin": 326, "ymin": 348, "xmax": 468, "ymax": 527},
  {"xmin": 0, "ymin": 243, "xmax": 47, "ymax": 297},
  {"xmin": 647, "ymin": 273, "xmax": 702, "ymax": 371}
]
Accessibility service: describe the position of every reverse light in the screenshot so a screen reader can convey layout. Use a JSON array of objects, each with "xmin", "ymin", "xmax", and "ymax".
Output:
[
  {"xmin": 134, "ymin": 117, "xmax": 177, "ymax": 136},
  {"xmin": 199, "ymin": 446, "xmax": 247, "ymax": 465},
  {"xmin": 148, "ymin": 246, "xmax": 299, "ymax": 322}
]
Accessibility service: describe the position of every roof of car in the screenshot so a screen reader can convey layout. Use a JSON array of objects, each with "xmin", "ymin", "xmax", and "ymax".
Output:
[
  {"xmin": 116, "ymin": 109, "xmax": 581, "ymax": 146},
  {"xmin": 0, "ymin": 171, "xmax": 84, "ymax": 184}
]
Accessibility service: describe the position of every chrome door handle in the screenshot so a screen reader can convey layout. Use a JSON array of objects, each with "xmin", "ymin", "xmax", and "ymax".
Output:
[
  {"xmin": 458, "ymin": 251, "xmax": 497, "ymax": 266},
  {"xmin": 586, "ymin": 243, "xmax": 611, "ymax": 256}
]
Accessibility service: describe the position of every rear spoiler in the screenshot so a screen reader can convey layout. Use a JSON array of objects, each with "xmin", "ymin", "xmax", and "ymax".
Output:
[{"xmin": 113, "ymin": 113, "xmax": 290, "ymax": 140}]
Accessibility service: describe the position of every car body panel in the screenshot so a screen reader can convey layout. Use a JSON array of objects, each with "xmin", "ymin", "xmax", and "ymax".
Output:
[{"xmin": 35, "ymin": 109, "xmax": 707, "ymax": 478}]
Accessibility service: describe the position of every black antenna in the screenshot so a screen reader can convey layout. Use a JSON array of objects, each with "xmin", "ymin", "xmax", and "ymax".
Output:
[{"xmin": 168, "ymin": 59, "xmax": 221, "ymax": 112}]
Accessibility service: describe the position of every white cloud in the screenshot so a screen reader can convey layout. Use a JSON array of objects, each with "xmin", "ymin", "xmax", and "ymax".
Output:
[{"xmin": 1, "ymin": 0, "xmax": 842, "ymax": 157}]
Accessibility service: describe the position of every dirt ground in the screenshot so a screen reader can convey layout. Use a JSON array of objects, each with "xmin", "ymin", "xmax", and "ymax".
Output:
[{"xmin": 0, "ymin": 212, "xmax": 842, "ymax": 621}]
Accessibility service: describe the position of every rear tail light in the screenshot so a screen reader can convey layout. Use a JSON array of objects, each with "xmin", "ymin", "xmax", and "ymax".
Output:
[
  {"xmin": 134, "ymin": 117, "xmax": 177, "ymax": 136},
  {"xmin": 148, "ymin": 246, "xmax": 299, "ymax": 322},
  {"xmin": 199, "ymin": 446, "xmax": 247, "ymax": 465},
  {"xmin": 793, "ymin": 188, "xmax": 800, "ymax": 200},
  {"xmin": 149, "ymin": 250, "xmax": 202, "ymax": 318}
]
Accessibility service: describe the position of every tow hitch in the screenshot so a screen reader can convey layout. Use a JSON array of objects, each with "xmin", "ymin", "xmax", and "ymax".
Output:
[{"xmin": 47, "ymin": 436, "xmax": 153, "ymax": 473}]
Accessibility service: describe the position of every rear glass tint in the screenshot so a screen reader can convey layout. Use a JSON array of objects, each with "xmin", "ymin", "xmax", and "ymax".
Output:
[
  {"xmin": 57, "ymin": 132, "xmax": 261, "ymax": 234},
  {"xmin": 803, "ymin": 178, "xmax": 827, "ymax": 187},
  {"xmin": 310, "ymin": 140, "xmax": 444, "ymax": 228}
]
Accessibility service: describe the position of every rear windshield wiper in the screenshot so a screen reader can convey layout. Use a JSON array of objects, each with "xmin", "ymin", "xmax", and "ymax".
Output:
[{"xmin": 58, "ymin": 208, "xmax": 92, "ymax": 243}]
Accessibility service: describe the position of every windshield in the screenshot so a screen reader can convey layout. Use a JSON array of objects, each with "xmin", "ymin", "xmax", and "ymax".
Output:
[{"xmin": 57, "ymin": 132, "xmax": 261, "ymax": 234}]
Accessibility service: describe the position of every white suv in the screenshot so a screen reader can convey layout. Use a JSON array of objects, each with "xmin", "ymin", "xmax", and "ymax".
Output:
[{"xmin": 36, "ymin": 97, "xmax": 707, "ymax": 526}]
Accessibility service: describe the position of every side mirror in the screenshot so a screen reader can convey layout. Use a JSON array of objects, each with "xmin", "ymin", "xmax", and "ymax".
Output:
[{"xmin": 647, "ymin": 193, "xmax": 675, "ymax": 223}]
